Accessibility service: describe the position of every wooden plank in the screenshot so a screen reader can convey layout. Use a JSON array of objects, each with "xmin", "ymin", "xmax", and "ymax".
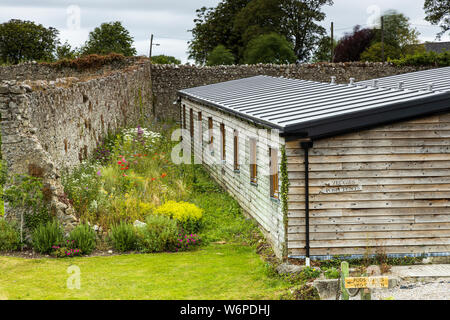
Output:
[
  {"xmin": 309, "ymin": 191, "xmax": 450, "ymax": 202},
  {"xmin": 307, "ymin": 207, "xmax": 450, "ymax": 217},
  {"xmin": 309, "ymin": 169, "xmax": 450, "ymax": 179},
  {"xmin": 288, "ymin": 222, "xmax": 450, "ymax": 233},
  {"xmin": 289, "ymin": 215, "xmax": 416, "ymax": 226},
  {"xmin": 310, "ymin": 146, "xmax": 450, "ymax": 156},
  {"xmin": 314, "ymin": 138, "xmax": 450, "ymax": 148},
  {"xmin": 310, "ymin": 199, "xmax": 450, "ymax": 209},
  {"xmin": 288, "ymin": 230, "xmax": 450, "ymax": 241},
  {"xmin": 309, "ymin": 153, "xmax": 450, "ymax": 163},
  {"xmin": 289, "ymin": 237, "xmax": 450, "ymax": 249},
  {"xmin": 321, "ymin": 130, "xmax": 450, "ymax": 139},
  {"xmin": 289, "ymin": 245, "xmax": 450, "ymax": 257},
  {"xmin": 309, "ymin": 184, "xmax": 450, "ymax": 195}
]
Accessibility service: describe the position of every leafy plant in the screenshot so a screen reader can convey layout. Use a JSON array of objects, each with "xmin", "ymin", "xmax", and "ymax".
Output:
[
  {"xmin": 0, "ymin": 219, "xmax": 21, "ymax": 251},
  {"xmin": 206, "ymin": 45, "xmax": 235, "ymax": 66},
  {"xmin": 108, "ymin": 221, "xmax": 137, "ymax": 252},
  {"xmin": 324, "ymin": 267, "xmax": 340, "ymax": 279},
  {"xmin": 32, "ymin": 220, "xmax": 64, "ymax": 254},
  {"xmin": 68, "ymin": 223, "xmax": 97, "ymax": 255},
  {"xmin": 153, "ymin": 200, "xmax": 203, "ymax": 233},
  {"xmin": 300, "ymin": 266, "xmax": 321, "ymax": 280},
  {"xmin": 136, "ymin": 215, "xmax": 178, "ymax": 253},
  {"xmin": 243, "ymin": 33, "xmax": 297, "ymax": 64}
]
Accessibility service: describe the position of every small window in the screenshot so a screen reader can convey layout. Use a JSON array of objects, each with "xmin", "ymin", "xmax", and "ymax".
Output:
[
  {"xmin": 269, "ymin": 148, "xmax": 279, "ymax": 199},
  {"xmin": 198, "ymin": 112, "xmax": 202, "ymax": 141},
  {"xmin": 182, "ymin": 105, "xmax": 186, "ymax": 129},
  {"xmin": 220, "ymin": 123, "xmax": 226, "ymax": 161},
  {"xmin": 208, "ymin": 117, "xmax": 214, "ymax": 146},
  {"xmin": 233, "ymin": 130, "xmax": 239, "ymax": 171},
  {"xmin": 190, "ymin": 108, "xmax": 194, "ymax": 138},
  {"xmin": 250, "ymin": 138, "xmax": 257, "ymax": 184}
]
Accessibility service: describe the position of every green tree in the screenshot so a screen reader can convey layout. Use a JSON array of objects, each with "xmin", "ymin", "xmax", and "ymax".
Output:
[
  {"xmin": 243, "ymin": 33, "xmax": 297, "ymax": 64},
  {"xmin": 0, "ymin": 19, "xmax": 59, "ymax": 64},
  {"xmin": 81, "ymin": 21, "xmax": 137, "ymax": 56},
  {"xmin": 360, "ymin": 42, "xmax": 402, "ymax": 61},
  {"xmin": 280, "ymin": 0, "xmax": 333, "ymax": 62},
  {"xmin": 188, "ymin": 0, "xmax": 251, "ymax": 65},
  {"xmin": 56, "ymin": 41, "xmax": 79, "ymax": 60},
  {"xmin": 151, "ymin": 55, "xmax": 181, "ymax": 65},
  {"xmin": 188, "ymin": 0, "xmax": 332, "ymax": 64},
  {"xmin": 207, "ymin": 45, "xmax": 236, "ymax": 65},
  {"xmin": 424, "ymin": 0, "xmax": 450, "ymax": 39},
  {"xmin": 312, "ymin": 35, "xmax": 337, "ymax": 62},
  {"xmin": 377, "ymin": 10, "xmax": 420, "ymax": 55}
]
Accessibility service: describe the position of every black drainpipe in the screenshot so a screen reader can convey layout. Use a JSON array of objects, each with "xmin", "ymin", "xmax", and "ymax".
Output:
[{"xmin": 301, "ymin": 141, "xmax": 313, "ymax": 261}]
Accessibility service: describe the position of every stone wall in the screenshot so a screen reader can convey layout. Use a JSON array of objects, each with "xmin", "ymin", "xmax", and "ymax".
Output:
[
  {"xmin": 0, "ymin": 59, "xmax": 152, "ymax": 230},
  {"xmin": 151, "ymin": 62, "xmax": 430, "ymax": 121}
]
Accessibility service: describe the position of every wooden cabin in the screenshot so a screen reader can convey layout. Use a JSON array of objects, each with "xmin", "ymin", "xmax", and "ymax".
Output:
[{"xmin": 178, "ymin": 67, "xmax": 450, "ymax": 260}]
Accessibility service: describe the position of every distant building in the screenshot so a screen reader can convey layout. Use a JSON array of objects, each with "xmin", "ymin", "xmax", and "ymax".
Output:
[{"xmin": 424, "ymin": 41, "xmax": 450, "ymax": 53}]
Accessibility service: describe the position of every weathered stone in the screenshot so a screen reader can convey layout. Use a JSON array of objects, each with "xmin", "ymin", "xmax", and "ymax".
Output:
[
  {"xmin": 313, "ymin": 279, "xmax": 340, "ymax": 300},
  {"xmin": 276, "ymin": 263, "xmax": 306, "ymax": 275}
]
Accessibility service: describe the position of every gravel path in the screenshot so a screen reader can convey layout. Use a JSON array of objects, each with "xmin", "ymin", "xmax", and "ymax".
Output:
[{"xmin": 360, "ymin": 279, "xmax": 450, "ymax": 300}]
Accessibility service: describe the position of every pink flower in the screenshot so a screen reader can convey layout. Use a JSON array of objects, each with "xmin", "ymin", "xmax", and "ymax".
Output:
[{"xmin": 97, "ymin": 170, "xmax": 102, "ymax": 176}]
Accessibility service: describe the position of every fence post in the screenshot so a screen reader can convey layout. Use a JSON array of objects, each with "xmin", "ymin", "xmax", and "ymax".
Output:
[{"xmin": 340, "ymin": 261, "xmax": 350, "ymax": 300}]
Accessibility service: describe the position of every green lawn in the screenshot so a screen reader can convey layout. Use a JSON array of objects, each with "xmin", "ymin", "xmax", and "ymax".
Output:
[{"xmin": 0, "ymin": 244, "xmax": 290, "ymax": 300}]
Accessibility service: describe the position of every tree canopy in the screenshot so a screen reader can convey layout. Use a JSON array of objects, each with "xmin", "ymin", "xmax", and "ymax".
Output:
[
  {"xmin": 333, "ymin": 26, "xmax": 376, "ymax": 62},
  {"xmin": 207, "ymin": 45, "xmax": 235, "ymax": 65},
  {"xmin": 0, "ymin": 19, "xmax": 59, "ymax": 64},
  {"xmin": 188, "ymin": 0, "xmax": 332, "ymax": 64},
  {"xmin": 81, "ymin": 21, "xmax": 137, "ymax": 56},
  {"xmin": 243, "ymin": 33, "xmax": 297, "ymax": 64},
  {"xmin": 151, "ymin": 55, "xmax": 181, "ymax": 65},
  {"xmin": 424, "ymin": 0, "xmax": 450, "ymax": 39}
]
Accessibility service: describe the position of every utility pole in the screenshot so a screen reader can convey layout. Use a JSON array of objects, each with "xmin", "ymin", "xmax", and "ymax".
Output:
[
  {"xmin": 381, "ymin": 16, "xmax": 385, "ymax": 63},
  {"xmin": 330, "ymin": 22, "xmax": 334, "ymax": 63},
  {"xmin": 149, "ymin": 34, "xmax": 160, "ymax": 61}
]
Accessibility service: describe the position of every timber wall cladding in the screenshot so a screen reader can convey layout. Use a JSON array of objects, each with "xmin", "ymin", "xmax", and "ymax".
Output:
[
  {"xmin": 181, "ymin": 99, "xmax": 285, "ymax": 258},
  {"xmin": 287, "ymin": 113, "xmax": 450, "ymax": 258}
]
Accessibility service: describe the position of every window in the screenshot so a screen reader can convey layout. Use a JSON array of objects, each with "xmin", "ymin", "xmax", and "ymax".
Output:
[
  {"xmin": 220, "ymin": 123, "xmax": 226, "ymax": 161},
  {"xmin": 182, "ymin": 105, "xmax": 186, "ymax": 129},
  {"xmin": 190, "ymin": 108, "xmax": 194, "ymax": 138},
  {"xmin": 208, "ymin": 117, "xmax": 214, "ymax": 147},
  {"xmin": 233, "ymin": 130, "xmax": 239, "ymax": 171},
  {"xmin": 250, "ymin": 138, "xmax": 257, "ymax": 184},
  {"xmin": 269, "ymin": 148, "xmax": 279, "ymax": 199},
  {"xmin": 198, "ymin": 112, "xmax": 202, "ymax": 142}
]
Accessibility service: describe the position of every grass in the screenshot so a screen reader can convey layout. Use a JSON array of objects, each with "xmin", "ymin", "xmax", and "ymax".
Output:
[
  {"xmin": 0, "ymin": 124, "xmax": 295, "ymax": 300},
  {"xmin": 0, "ymin": 244, "xmax": 290, "ymax": 300}
]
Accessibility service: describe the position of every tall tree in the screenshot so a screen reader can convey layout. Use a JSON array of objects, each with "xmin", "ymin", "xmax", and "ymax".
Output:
[
  {"xmin": 378, "ymin": 10, "xmax": 420, "ymax": 54},
  {"xmin": 312, "ymin": 35, "xmax": 336, "ymax": 62},
  {"xmin": 81, "ymin": 21, "xmax": 136, "ymax": 56},
  {"xmin": 207, "ymin": 45, "xmax": 235, "ymax": 65},
  {"xmin": 188, "ymin": 0, "xmax": 333, "ymax": 64},
  {"xmin": 243, "ymin": 33, "xmax": 297, "ymax": 64},
  {"xmin": 188, "ymin": 0, "xmax": 251, "ymax": 64},
  {"xmin": 333, "ymin": 26, "xmax": 376, "ymax": 62},
  {"xmin": 0, "ymin": 19, "xmax": 59, "ymax": 64},
  {"xmin": 280, "ymin": 0, "xmax": 333, "ymax": 62},
  {"xmin": 424, "ymin": 0, "xmax": 450, "ymax": 39}
]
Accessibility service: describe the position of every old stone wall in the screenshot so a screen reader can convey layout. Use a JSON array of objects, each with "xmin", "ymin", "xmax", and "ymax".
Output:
[
  {"xmin": 151, "ymin": 62, "xmax": 430, "ymax": 120},
  {"xmin": 0, "ymin": 59, "xmax": 152, "ymax": 230}
]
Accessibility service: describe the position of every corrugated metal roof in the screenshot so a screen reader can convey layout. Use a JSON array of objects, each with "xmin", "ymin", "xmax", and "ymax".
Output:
[
  {"xmin": 357, "ymin": 66, "xmax": 450, "ymax": 92},
  {"xmin": 178, "ymin": 67, "xmax": 450, "ymax": 138}
]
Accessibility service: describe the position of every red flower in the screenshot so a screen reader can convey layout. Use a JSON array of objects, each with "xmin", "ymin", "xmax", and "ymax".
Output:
[
  {"xmin": 118, "ymin": 161, "xmax": 122, "ymax": 165},
  {"xmin": 151, "ymin": 178, "xmax": 156, "ymax": 181},
  {"xmin": 161, "ymin": 173, "xmax": 167, "ymax": 178}
]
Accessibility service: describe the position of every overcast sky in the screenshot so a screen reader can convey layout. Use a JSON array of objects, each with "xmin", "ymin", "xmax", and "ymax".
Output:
[{"xmin": 0, "ymin": 0, "xmax": 448, "ymax": 63}]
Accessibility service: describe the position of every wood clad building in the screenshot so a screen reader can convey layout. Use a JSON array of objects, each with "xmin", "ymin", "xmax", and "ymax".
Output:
[{"xmin": 178, "ymin": 67, "xmax": 450, "ymax": 260}]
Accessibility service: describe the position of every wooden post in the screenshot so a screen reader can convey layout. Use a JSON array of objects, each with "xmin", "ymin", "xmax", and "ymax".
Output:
[
  {"xmin": 381, "ymin": 16, "xmax": 385, "ymax": 62},
  {"xmin": 149, "ymin": 34, "xmax": 154, "ymax": 60},
  {"xmin": 330, "ymin": 22, "xmax": 334, "ymax": 63},
  {"xmin": 340, "ymin": 261, "xmax": 350, "ymax": 300}
]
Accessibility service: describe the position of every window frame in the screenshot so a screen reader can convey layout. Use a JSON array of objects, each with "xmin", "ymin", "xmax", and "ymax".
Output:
[
  {"xmin": 249, "ymin": 138, "xmax": 257, "ymax": 184},
  {"xmin": 269, "ymin": 147, "xmax": 279, "ymax": 199}
]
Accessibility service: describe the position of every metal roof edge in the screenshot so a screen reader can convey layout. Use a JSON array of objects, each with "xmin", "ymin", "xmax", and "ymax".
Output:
[
  {"xmin": 177, "ymin": 90, "xmax": 285, "ymax": 133},
  {"xmin": 285, "ymin": 91, "xmax": 450, "ymax": 140}
]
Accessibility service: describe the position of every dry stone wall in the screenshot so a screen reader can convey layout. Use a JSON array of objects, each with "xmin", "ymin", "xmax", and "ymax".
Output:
[
  {"xmin": 0, "ymin": 60, "xmax": 152, "ymax": 230},
  {"xmin": 151, "ymin": 62, "xmax": 430, "ymax": 120}
]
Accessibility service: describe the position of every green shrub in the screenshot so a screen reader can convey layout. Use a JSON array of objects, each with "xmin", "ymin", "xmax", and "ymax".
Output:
[
  {"xmin": 32, "ymin": 220, "xmax": 64, "ymax": 254},
  {"xmin": 324, "ymin": 267, "xmax": 340, "ymax": 279},
  {"xmin": 68, "ymin": 223, "xmax": 97, "ymax": 255},
  {"xmin": 390, "ymin": 51, "xmax": 450, "ymax": 67},
  {"xmin": 153, "ymin": 201, "xmax": 203, "ymax": 234},
  {"xmin": 108, "ymin": 222, "xmax": 137, "ymax": 252},
  {"xmin": 136, "ymin": 215, "xmax": 178, "ymax": 253},
  {"xmin": 0, "ymin": 219, "xmax": 21, "ymax": 251}
]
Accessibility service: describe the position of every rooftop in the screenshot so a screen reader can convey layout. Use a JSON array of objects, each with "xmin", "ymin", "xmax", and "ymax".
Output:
[{"xmin": 178, "ymin": 66, "xmax": 450, "ymax": 139}]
